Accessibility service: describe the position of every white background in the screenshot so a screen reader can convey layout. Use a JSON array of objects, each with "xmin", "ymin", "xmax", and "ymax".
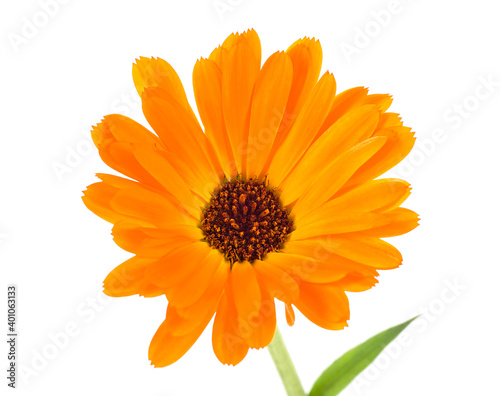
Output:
[{"xmin": 1, "ymin": 0, "xmax": 500, "ymax": 395}]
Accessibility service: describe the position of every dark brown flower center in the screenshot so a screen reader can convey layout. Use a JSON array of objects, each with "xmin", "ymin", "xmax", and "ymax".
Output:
[{"xmin": 201, "ymin": 177, "xmax": 293, "ymax": 265}]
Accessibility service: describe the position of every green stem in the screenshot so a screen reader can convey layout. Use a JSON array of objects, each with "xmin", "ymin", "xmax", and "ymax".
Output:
[{"xmin": 268, "ymin": 326, "xmax": 306, "ymax": 396}]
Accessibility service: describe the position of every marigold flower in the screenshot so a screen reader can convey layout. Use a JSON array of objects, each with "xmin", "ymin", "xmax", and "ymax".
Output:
[{"xmin": 83, "ymin": 29, "xmax": 418, "ymax": 367}]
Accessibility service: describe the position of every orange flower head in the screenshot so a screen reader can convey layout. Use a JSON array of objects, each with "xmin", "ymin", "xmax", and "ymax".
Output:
[{"xmin": 83, "ymin": 29, "xmax": 418, "ymax": 367}]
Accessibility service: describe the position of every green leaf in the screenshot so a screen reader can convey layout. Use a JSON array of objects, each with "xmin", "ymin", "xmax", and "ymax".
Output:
[{"xmin": 309, "ymin": 316, "xmax": 418, "ymax": 396}]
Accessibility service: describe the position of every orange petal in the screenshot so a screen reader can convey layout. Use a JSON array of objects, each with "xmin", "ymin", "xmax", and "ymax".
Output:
[
  {"xmin": 193, "ymin": 58, "xmax": 236, "ymax": 177},
  {"xmin": 141, "ymin": 86, "xmax": 220, "ymax": 193},
  {"xmin": 145, "ymin": 242, "xmax": 212, "ymax": 289},
  {"xmin": 253, "ymin": 259, "xmax": 299, "ymax": 303},
  {"xmin": 362, "ymin": 208, "xmax": 420, "ymax": 237},
  {"xmin": 344, "ymin": 127, "xmax": 416, "ymax": 189},
  {"xmin": 212, "ymin": 289, "xmax": 249, "ymax": 365},
  {"xmin": 103, "ymin": 256, "xmax": 162, "ymax": 297},
  {"xmin": 318, "ymin": 86, "xmax": 369, "ymax": 134},
  {"xmin": 230, "ymin": 261, "xmax": 262, "ymax": 323},
  {"xmin": 264, "ymin": 252, "xmax": 347, "ymax": 284},
  {"xmin": 282, "ymin": 105, "xmax": 380, "ymax": 206},
  {"xmin": 166, "ymin": 249, "xmax": 225, "ymax": 308},
  {"xmin": 110, "ymin": 183, "xmax": 195, "ymax": 228},
  {"xmin": 284, "ymin": 37, "xmax": 323, "ymax": 120},
  {"xmin": 82, "ymin": 181, "xmax": 128, "ymax": 226},
  {"xmin": 148, "ymin": 305, "xmax": 212, "ymax": 367},
  {"xmin": 133, "ymin": 57, "xmax": 192, "ymax": 114},
  {"xmin": 246, "ymin": 51, "xmax": 293, "ymax": 178},
  {"xmin": 285, "ymin": 303, "xmax": 295, "ymax": 326},
  {"xmin": 208, "ymin": 45, "xmax": 227, "ymax": 69},
  {"xmin": 323, "ymin": 178, "xmax": 412, "ymax": 215},
  {"xmin": 211, "ymin": 29, "xmax": 261, "ymax": 71},
  {"xmin": 96, "ymin": 141, "xmax": 161, "ymax": 188},
  {"xmin": 364, "ymin": 93, "xmax": 393, "ymax": 112},
  {"xmin": 300, "ymin": 179, "xmax": 411, "ymax": 229},
  {"xmin": 283, "ymin": 240, "xmax": 379, "ymax": 278},
  {"xmin": 91, "ymin": 114, "xmax": 164, "ymax": 188},
  {"xmin": 331, "ymin": 273, "xmax": 379, "ymax": 292},
  {"xmin": 294, "ymin": 282, "xmax": 349, "ymax": 330},
  {"xmin": 282, "ymin": 240, "xmax": 380, "ymax": 292},
  {"xmin": 170, "ymin": 260, "xmax": 229, "ymax": 336},
  {"xmin": 138, "ymin": 282, "xmax": 165, "ymax": 298},
  {"xmin": 292, "ymin": 212, "xmax": 391, "ymax": 240},
  {"xmin": 286, "ymin": 135, "xmax": 386, "ymax": 210},
  {"xmin": 310, "ymin": 234, "xmax": 403, "ymax": 269},
  {"xmin": 243, "ymin": 279, "xmax": 276, "ymax": 349},
  {"xmin": 294, "ymin": 104, "xmax": 380, "ymax": 200},
  {"xmin": 318, "ymin": 89, "xmax": 392, "ymax": 138},
  {"xmin": 260, "ymin": 37, "xmax": 323, "ymax": 175},
  {"xmin": 91, "ymin": 114, "xmax": 160, "ymax": 146},
  {"xmin": 133, "ymin": 144, "xmax": 203, "ymax": 217},
  {"xmin": 267, "ymin": 72, "xmax": 337, "ymax": 186},
  {"xmin": 82, "ymin": 175, "xmax": 152, "ymax": 226},
  {"xmin": 111, "ymin": 222, "xmax": 202, "ymax": 257},
  {"xmin": 377, "ymin": 112, "xmax": 403, "ymax": 129},
  {"xmin": 239, "ymin": 29, "xmax": 262, "ymax": 67},
  {"xmin": 221, "ymin": 39, "xmax": 260, "ymax": 175}
]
